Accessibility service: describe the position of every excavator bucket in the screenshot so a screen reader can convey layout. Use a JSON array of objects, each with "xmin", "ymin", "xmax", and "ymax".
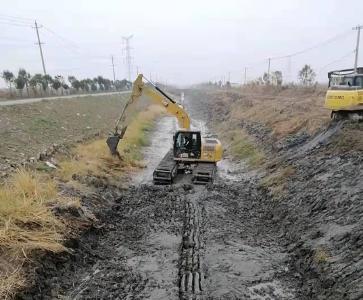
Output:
[
  {"xmin": 106, "ymin": 135, "xmax": 121, "ymax": 155},
  {"xmin": 106, "ymin": 127, "xmax": 127, "ymax": 156}
]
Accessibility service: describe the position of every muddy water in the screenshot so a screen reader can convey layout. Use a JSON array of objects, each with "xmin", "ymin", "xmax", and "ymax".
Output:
[
  {"xmin": 133, "ymin": 116, "xmax": 177, "ymax": 185},
  {"xmin": 131, "ymin": 116, "xmax": 296, "ymax": 299}
]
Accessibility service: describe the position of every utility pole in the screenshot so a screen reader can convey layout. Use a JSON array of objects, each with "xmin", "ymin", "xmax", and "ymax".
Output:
[
  {"xmin": 122, "ymin": 35, "xmax": 133, "ymax": 81},
  {"xmin": 287, "ymin": 55, "xmax": 292, "ymax": 82},
  {"xmin": 111, "ymin": 55, "xmax": 116, "ymax": 82},
  {"xmin": 244, "ymin": 67, "xmax": 247, "ymax": 85},
  {"xmin": 34, "ymin": 20, "xmax": 46, "ymax": 75},
  {"xmin": 267, "ymin": 58, "xmax": 271, "ymax": 77},
  {"xmin": 353, "ymin": 25, "xmax": 363, "ymax": 73}
]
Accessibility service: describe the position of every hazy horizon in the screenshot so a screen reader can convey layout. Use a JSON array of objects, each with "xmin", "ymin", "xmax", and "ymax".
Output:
[{"xmin": 1, "ymin": 0, "xmax": 363, "ymax": 88}]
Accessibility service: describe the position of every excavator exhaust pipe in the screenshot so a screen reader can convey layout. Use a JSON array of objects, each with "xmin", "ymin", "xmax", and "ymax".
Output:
[{"xmin": 106, "ymin": 127, "xmax": 128, "ymax": 156}]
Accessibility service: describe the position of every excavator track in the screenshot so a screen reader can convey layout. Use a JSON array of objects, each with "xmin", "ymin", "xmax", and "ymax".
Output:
[
  {"xmin": 153, "ymin": 150, "xmax": 178, "ymax": 184},
  {"xmin": 192, "ymin": 163, "xmax": 216, "ymax": 184},
  {"xmin": 153, "ymin": 151, "xmax": 216, "ymax": 185},
  {"xmin": 332, "ymin": 110, "xmax": 363, "ymax": 121}
]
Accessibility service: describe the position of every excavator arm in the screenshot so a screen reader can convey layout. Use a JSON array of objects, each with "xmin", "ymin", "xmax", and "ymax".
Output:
[{"xmin": 107, "ymin": 74, "xmax": 190, "ymax": 155}]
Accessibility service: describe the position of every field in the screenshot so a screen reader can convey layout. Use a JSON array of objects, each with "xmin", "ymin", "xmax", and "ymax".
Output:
[{"xmin": 0, "ymin": 94, "xmax": 128, "ymax": 177}]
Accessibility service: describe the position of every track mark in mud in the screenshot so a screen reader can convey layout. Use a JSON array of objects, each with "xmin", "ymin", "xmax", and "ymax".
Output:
[{"xmin": 179, "ymin": 194, "xmax": 204, "ymax": 299}]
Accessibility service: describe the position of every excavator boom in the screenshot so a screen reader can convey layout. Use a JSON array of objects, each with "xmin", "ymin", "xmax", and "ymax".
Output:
[{"xmin": 107, "ymin": 74, "xmax": 190, "ymax": 155}]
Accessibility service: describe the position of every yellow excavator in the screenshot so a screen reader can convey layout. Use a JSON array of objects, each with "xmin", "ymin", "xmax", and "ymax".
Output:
[
  {"xmin": 325, "ymin": 67, "xmax": 363, "ymax": 120},
  {"xmin": 106, "ymin": 74, "xmax": 222, "ymax": 184}
]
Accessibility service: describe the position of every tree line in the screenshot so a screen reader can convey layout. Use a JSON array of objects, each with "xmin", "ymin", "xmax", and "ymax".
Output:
[
  {"xmin": 203, "ymin": 64, "xmax": 317, "ymax": 88},
  {"xmin": 1, "ymin": 69, "xmax": 131, "ymax": 98}
]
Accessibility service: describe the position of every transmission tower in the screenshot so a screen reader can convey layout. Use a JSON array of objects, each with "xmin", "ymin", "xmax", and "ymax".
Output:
[{"xmin": 122, "ymin": 35, "xmax": 133, "ymax": 81}]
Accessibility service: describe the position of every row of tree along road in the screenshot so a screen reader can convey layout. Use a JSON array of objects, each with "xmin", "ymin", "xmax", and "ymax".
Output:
[{"xmin": 1, "ymin": 69, "xmax": 131, "ymax": 99}]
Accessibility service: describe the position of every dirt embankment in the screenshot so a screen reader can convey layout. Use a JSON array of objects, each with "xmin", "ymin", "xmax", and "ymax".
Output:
[{"xmin": 185, "ymin": 86, "xmax": 363, "ymax": 299}]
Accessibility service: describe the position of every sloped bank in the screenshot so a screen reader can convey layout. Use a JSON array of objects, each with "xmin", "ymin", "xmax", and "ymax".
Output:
[
  {"xmin": 184, "ymin": 87, "xmax": 363, "ymax": 299},
  {"xmin": 8, "ymin": 107, "xmax": 161, "ymax": 299}
]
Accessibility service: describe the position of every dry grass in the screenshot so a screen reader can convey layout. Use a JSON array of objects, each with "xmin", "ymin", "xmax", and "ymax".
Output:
[
  {"xmin": 214, "ymin": 86, "xmax": 330, "ymax": 139},
  {"xmin": 261, "ymin": 165, "xmax": 296, "ymax": 196},
  {"xmin": 221, "ymin": 128, "xmax": 265, "ymax": 167},
  {"xmin": 57, "ymin": 105, "xmax": 163, "ymax": 183},
  {"xmin": 0, "ymin": 263, "xmax": 25, "ymax": 300},
  {"xmin": 314, "ymin": 247, "xmax": 329, "ymax": 264},
  {"xmin": 0, "ymin": 169, "xmax": 75, "ymax": 299}
]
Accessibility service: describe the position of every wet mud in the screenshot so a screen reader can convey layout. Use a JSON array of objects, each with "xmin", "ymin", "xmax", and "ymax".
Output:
[{"xmin": 18, "ymin": 90, "xmax": 362, "ymax": 299}]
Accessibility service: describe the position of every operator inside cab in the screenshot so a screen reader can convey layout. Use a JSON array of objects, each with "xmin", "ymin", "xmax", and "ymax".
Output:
[{"xmin": 174, "ymin": 131, "xmax": 201, "ymax": 159}]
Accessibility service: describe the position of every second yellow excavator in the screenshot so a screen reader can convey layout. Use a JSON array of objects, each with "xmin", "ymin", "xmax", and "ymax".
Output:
[
  {"xmin": 106, "ymin": 74, "xmax": 222, "ymax": 184},
  {"xmin": 325, "ymin": 67, "xmax": 363, "ymax": 120}
]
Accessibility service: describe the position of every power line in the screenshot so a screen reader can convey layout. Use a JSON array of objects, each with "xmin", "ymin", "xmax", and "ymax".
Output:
[
  {"xmin": 0, "ymin": 20, "xmax": 32, "ymax": 27},
  {"xmin": 270, "ymin": 29, "xmax": 353, "ymax": 60},
  {"xmin": 318, "ymin": 50, "xmax": 355, "ymax": 74},
  {"xmin": 0, "ymin": 14, "xmax": 33, "ymax": 21},
  {"xmin": 42, "ymin": 25, "xmax": 79, "ymax": 51}
]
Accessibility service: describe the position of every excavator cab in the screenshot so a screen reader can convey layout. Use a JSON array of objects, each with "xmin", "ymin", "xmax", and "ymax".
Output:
[
  {"xmin": 325, "ymin": 68, "xmax": 363, "ymax": 119},
  {"xmin": 173, "ymin": 130, "xmax": 201, "ymax": 159}
]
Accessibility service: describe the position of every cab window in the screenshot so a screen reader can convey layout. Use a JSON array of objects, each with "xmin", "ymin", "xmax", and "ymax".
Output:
[
  {"xmin": 354, "ymin": 76, "xmax": 363, "ymax": 88},
  {"xmin": 341, "ymin": 77, "xmax": 354, "ymax": 86}
]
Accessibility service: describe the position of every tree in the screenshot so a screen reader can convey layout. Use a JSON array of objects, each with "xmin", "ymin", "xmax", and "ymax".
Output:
[
  {"xmin": 91, "ymin": 82, "xmax": 97, "ymax": 92},
  {"xmin": 41, "ymin": 75, "xmax": 53, "ymax": 94},
  {"xmin": 298, "ymin": 64, "xmax": 316, "ymax": 86},
  {"xmin": 30, "ymin": 74, "xmax": 43, "ymax": 96},
  {"xmin": 68, "ymin": 76, "xmax": 81, "ymax": 91},
  {"xmin": 18, "ymin": 69, "xmax": 30, "ymax": 96},
  {"xmin": 273, "ymin": 71, "xmax": 283, "ymax": 85},
  {"xmin": 62, "ymin": 83, "xmax": 69, "ymax": 92},
  {"xmin": 52, "ymin": 76, "xmax": 62, "ymax": 93},
  {"xmin": 262, "ymin": 72, "xmax": 270, "ymax": 85},
  {"xmin": 54, "ymin": 75, "xmax": 65, "ymax": 95},
  {"xmin": 14, "ymin": 75, "xmax": 26, "ymax": 96},
  {"xmin": 80, "ymin": 79, "xmax": 90, "ymax": 92},
  {"xmin": 103, "ymin": 78, "xmax": 111, "ymax": 90},
  {"xmin": 2, "ymin": 70, "xmax": 14, "ymax": 96}
]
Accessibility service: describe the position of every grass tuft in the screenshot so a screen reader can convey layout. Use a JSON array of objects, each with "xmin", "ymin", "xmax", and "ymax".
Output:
[
  {"xmin": 225, "ymin": 129, "xmax": 265, "ymax": 166},
  {"xmin": 0, "ymin": 169, "xmax": 66, "ymax": 253},
  {"xmin": 0, "ymin": 169, "xmax": 74, "ymax": 298},
  {"xmin": 314, "ymin": 247, "xmax": 329, "ymax": 264}
]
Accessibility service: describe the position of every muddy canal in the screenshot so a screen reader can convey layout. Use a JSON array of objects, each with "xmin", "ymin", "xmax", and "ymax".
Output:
[{"xmin": 20, "ymin": 114, "xmax": 298, "ymax": 300}]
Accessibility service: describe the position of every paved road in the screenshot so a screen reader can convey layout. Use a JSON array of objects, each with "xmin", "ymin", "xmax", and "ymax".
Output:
[{"xmin": 0, "ymin": 91, "xmax": 130, "ymax": 106}]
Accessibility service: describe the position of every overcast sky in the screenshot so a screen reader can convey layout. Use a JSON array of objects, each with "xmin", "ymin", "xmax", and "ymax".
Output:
[{"xmin": 0, "ymin": 0, "xmax": 362, "ymax": 87}]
